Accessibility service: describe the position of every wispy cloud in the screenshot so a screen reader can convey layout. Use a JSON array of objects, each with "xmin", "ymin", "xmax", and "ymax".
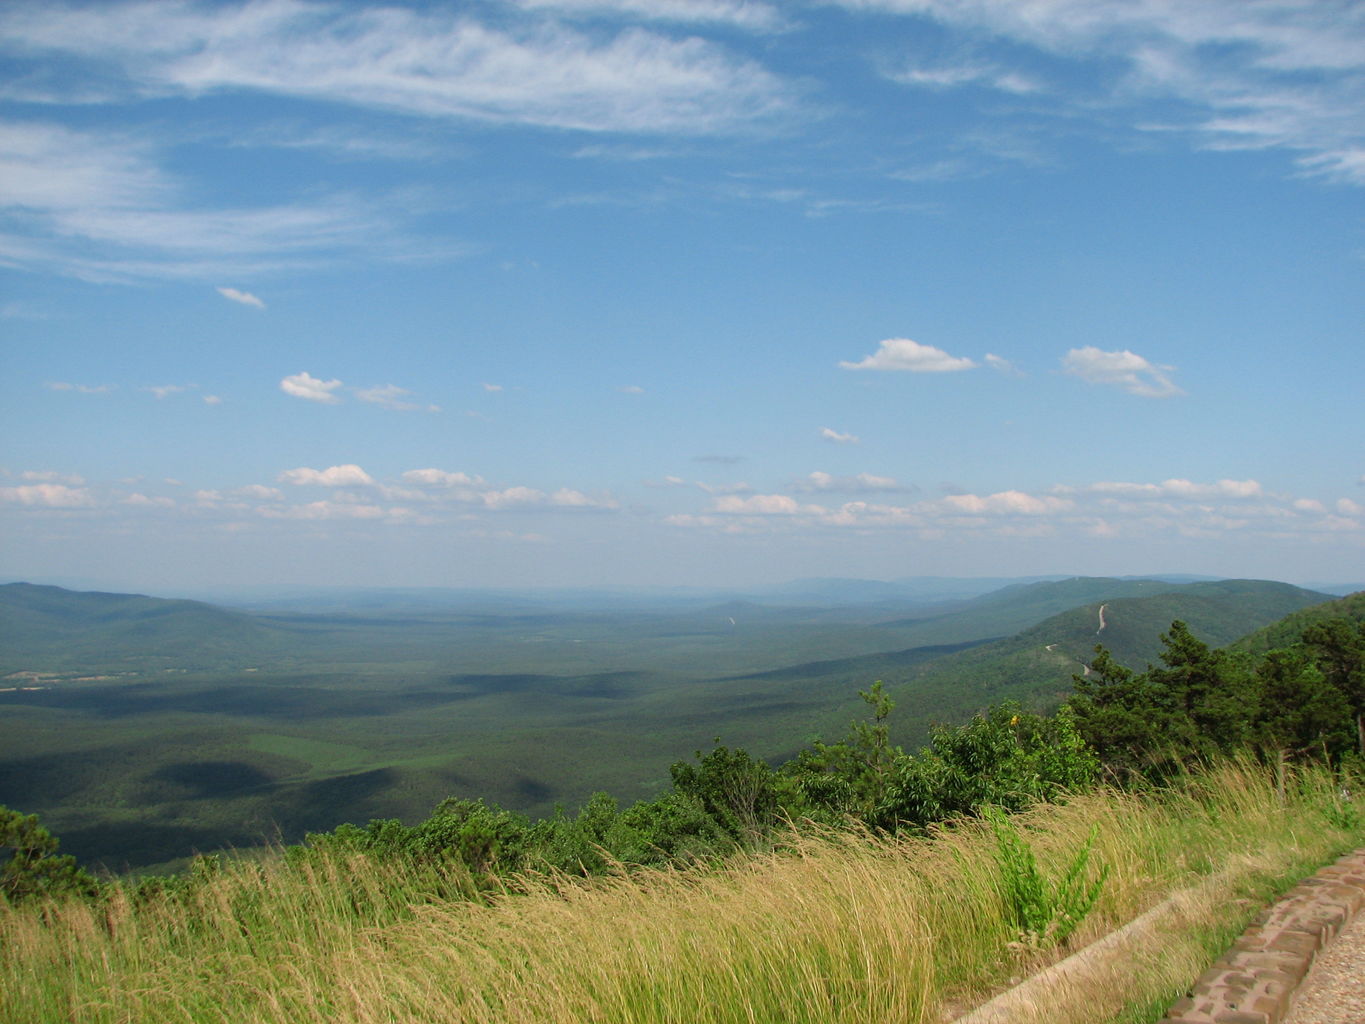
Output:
[
  {"xmin": 46, "ymin": 381, "xmax": 113, "ymax": 394},
  {"xmin": 143, "ymin": 384, "xmax": 189, "ymax": 399},
  {"xmin": 796, "ymin": 471, "xmax": 901, "ymax": 493},
  {"xmin": 1062, "ymin": 346, "xmax": 1183, "ymax": 398},
  {"xmin": 512, "ymin": 0, "xmax": 785, "ymax": 31},
  {"xmin": 840, "ymin": 337, "xmax": 978, "ymax": 373},
  {"xmin": 280, "ymin": 371, "xmax": 344, "ymax": 404},
  {"xmin": 355, "ymin": 384, "xmax": 430, "ymax": 412},
  {"xmin": 217, "ymin": 286, "xmax": 265, "ymax": 308},
  {"xmin": 0, "ymin": 2, "xmax": 792, "ymax": 136},
  {"xmin": 0, "ymin": 119, "xmax": 432, "ymax": 282},
  {"xmin": 849, "ymin": 0, "xmax": 1365, "ymax": 185}
]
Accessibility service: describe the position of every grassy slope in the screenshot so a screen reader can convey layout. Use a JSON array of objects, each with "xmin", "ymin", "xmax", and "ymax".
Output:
[{"xmin": 3, "ymin": 760, "xmax": 1361, "ymax": 1024}]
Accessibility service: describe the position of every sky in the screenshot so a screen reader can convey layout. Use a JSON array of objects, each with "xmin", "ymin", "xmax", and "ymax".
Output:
[{"xmin": 1, "ymin": 0, "xmax": 1363, "ymax": 593}]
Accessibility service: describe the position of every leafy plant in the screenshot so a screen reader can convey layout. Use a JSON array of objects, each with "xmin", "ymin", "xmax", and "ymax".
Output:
[{"xmin": 986, "ymin": 806, "xmax": 1108, "ymax": 948}]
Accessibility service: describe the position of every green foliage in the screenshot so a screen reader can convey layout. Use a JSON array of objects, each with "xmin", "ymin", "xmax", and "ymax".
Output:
[
  {"xmin": 669, "ymin": 743, "xmax": 783, "ymax": 842},
  {"xmin": 986, "ymin": 806, "xmax": 1108, "ymax": 948},
  {"xmin": 1071, "ymin": 616, "xmax": 1365, "ymax": 777},
  {"xmin": 878, "ymin": 703, "xmax": 1098, "ymax": 828},
  {"xmin": 0, "ymin": 805, "xmax": 98, "ymax": 904},
  {"xmin": 783, "ymin": 681, "xmax": 902, "ymax": 821}
]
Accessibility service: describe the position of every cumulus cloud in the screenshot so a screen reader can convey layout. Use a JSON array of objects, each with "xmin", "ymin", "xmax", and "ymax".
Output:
[
  {"xmin": 280, "ymin": 371, "xmax": 345, "ymax": 404},
  {"xmin": 941, "ymin": 490, "xmax": 1073, "ymax": 516},
  {"xmin": 217, "ymin": 286, "xmax": 264, "ymax": 309},
  {"xmin": 481, "ymin": 382, "xmax": 504, "ymax": 393},
  {"xmin": 1062, "ymin": 346, "xmax": 1183, "ymax": 398},
  {"xmin": 840, "ymin": 338, "xmax": 978, "ymax": 373},
  {"xmin": 203, "ymin": 394, "xmax": 222, "ymax": 405},
  {"xmin": 0, "ymin": 483, "xmax": 94, "ymax": 507},
  {"xmin": 277, "ymin": 464, "xmax": 375, "ymax": 487},
  {"xmin": 821, "ymin": 427, "xmax": 860, "ymax": 444},
  {"xmin": 619, "ymin": 384, "xmax": 646, "ymax": 395}
]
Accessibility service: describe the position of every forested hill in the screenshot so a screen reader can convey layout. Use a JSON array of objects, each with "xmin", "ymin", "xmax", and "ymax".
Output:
[
  {"xmin": 1230, "ymin": 589, "xmax": 1365, "ymax": 654},
  {"xmin": 0, "ymin": 582, "xmax": 285, "ymax": 672},
  {"xmin": 862, "ymin": 579, "xmax": 1336, "ymax": 732}
]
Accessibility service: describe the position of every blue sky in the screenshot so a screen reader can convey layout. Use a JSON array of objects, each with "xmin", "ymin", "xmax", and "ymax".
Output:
[{"xmin": 1, "ymin": 0, "xmax": 1362, "ymax": 591}]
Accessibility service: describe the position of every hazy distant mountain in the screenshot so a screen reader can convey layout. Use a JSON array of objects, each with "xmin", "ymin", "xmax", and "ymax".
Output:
[{"xmin": 0, "ymin": 582, "xmax": 286, "ymax": 673}]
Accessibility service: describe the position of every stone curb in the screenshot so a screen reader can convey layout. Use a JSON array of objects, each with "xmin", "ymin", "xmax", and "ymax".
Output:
[{"xmin": 1161, "ymin": 849, "xmax": 1365, "ymax": 1024}]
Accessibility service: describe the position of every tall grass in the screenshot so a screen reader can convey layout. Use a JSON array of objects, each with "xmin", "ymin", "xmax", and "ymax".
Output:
[{"xmin": 3, "ymin": 758, "xmax": 1361, "ymax": 1024}]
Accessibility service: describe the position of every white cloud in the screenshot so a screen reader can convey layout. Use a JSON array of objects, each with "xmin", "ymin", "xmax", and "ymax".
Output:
[
  {"xmin": 1062, "ymin": 346, "xmax": 1183, "ymax": 398},
  {"xmin": 840, "ymin": 337, "xmax": 978, "ymax": 373},
  {"xmin": 143, "ymin": 384, "xmax": 188, "ymax": 399},
  {"xmin": 0, "ymin": 483, "xmax": 93, "ymax": 507},
  {"xmin": 0, "ymin": 4, "xmax": 791, "ymax": 136},
  {"xmin": 1088, "ymin": 478, "xmax": 1262, "ymax": 499},
  {"xmin": 403, "ymin": 468, "xmax": 487, "ymax": 488},
  {"xmin": 619, "ymin": 384, "xmax": 646, "ymax": 395},
  {"xmin": 550, "ymin": 487, "xmax": 618, "ymax": 509},
  {"xmin": 696, "ymin": 480, "xmax": 753, "ymax": 495},
  {"xmin": 217, "ymin": 286, "xmax": 265, "ymax": 309},
  {"xmin": 512, "ymin": 0, "xmax": 784, "ymax": 31},
  {"xmin": 0, "ymin": 120, "xmax": 408, "ymax": 283},
  {"xmin": 713, "ymin": 493, "xmax": 824, "ymax": 515},
  {"xmin": 888, "ymin": 61, "xmax": 1041, "ymax": 95},
  {"xmin": 123, "ymin": 492, "xmax": 175, "ymax": 508},
  {"xmin": 259, "ymin": 500, "xmax": 388, "ymax": 521},
  {"xmin": 203, "ymin": 394, "xmax": 222, "ymax": 405},
  {"xmin": 277, "ymin": 464, "xmax": 375, "ymax": 487},
  {"xmin": 941, "ymin": 490, "xmax": 1072, "ymax": 516},
  {"xmin": 480, "ymin": 486, "xmax": 548, "ymax": 510},
  {"xmin": 355, "ymin": 384, "xmax": 423, "ymax": 411},
  {"xmin": 46, "ymin": 381, "xmax": 113, "ymax": 394},
  {"xmin": 280, "ymin": 371, "xmax": 345, "ymax": 404},
  {"xmin": 1338, "ymin": 498, "xmax": 1365, "ymax": 517},
  {"xmin": 481, "ymin": 382, "xmax": 504, "ymax": 393},
  {"xmin": 984, "ymin": 353, "xmax": 1022, "ymax": 376},
  {"xmin": 234, "ymin": 484, "xmax": 284, "ymax": 501},
  {"xmin": 20, "ymin": 470, "xmax": 84, "ymax": 485},
  {"xmin": 799, "ymin": 471, "xmax": 901, "ymax": 493},
  {"xmin": 844, "ymin": 0, "xmax": 1365, "ymax": 186},
  {"xmin": 820, "ymin": 427, "xmax": 860, "ymax": 444}
]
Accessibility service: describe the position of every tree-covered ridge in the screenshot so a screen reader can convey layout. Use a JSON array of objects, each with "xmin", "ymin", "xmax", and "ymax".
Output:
[{"xmin": 4, "ymin": 600, "xmax": 1362, "ymax": 903}]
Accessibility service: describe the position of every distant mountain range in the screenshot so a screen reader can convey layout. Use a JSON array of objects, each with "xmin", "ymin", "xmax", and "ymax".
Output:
[{"xmin": 2, "ymin": 575, "xmax": 1358, "ymax": 871}]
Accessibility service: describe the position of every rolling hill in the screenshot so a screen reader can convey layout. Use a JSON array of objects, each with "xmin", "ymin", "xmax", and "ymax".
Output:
[{"xmin": 0, "ymin": 582, "xmax": 290, "ymax": 673}]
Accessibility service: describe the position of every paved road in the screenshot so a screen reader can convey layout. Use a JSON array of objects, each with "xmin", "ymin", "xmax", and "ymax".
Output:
[{"xmin": 1283, "ymin": 909, "xmax": 1365, "ymax": 1024}]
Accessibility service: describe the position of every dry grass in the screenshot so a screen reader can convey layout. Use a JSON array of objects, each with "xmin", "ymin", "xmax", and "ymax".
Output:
[{"xmin": 2, "ymin": 758, "xmax": 1360, "ymax": 1024}]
